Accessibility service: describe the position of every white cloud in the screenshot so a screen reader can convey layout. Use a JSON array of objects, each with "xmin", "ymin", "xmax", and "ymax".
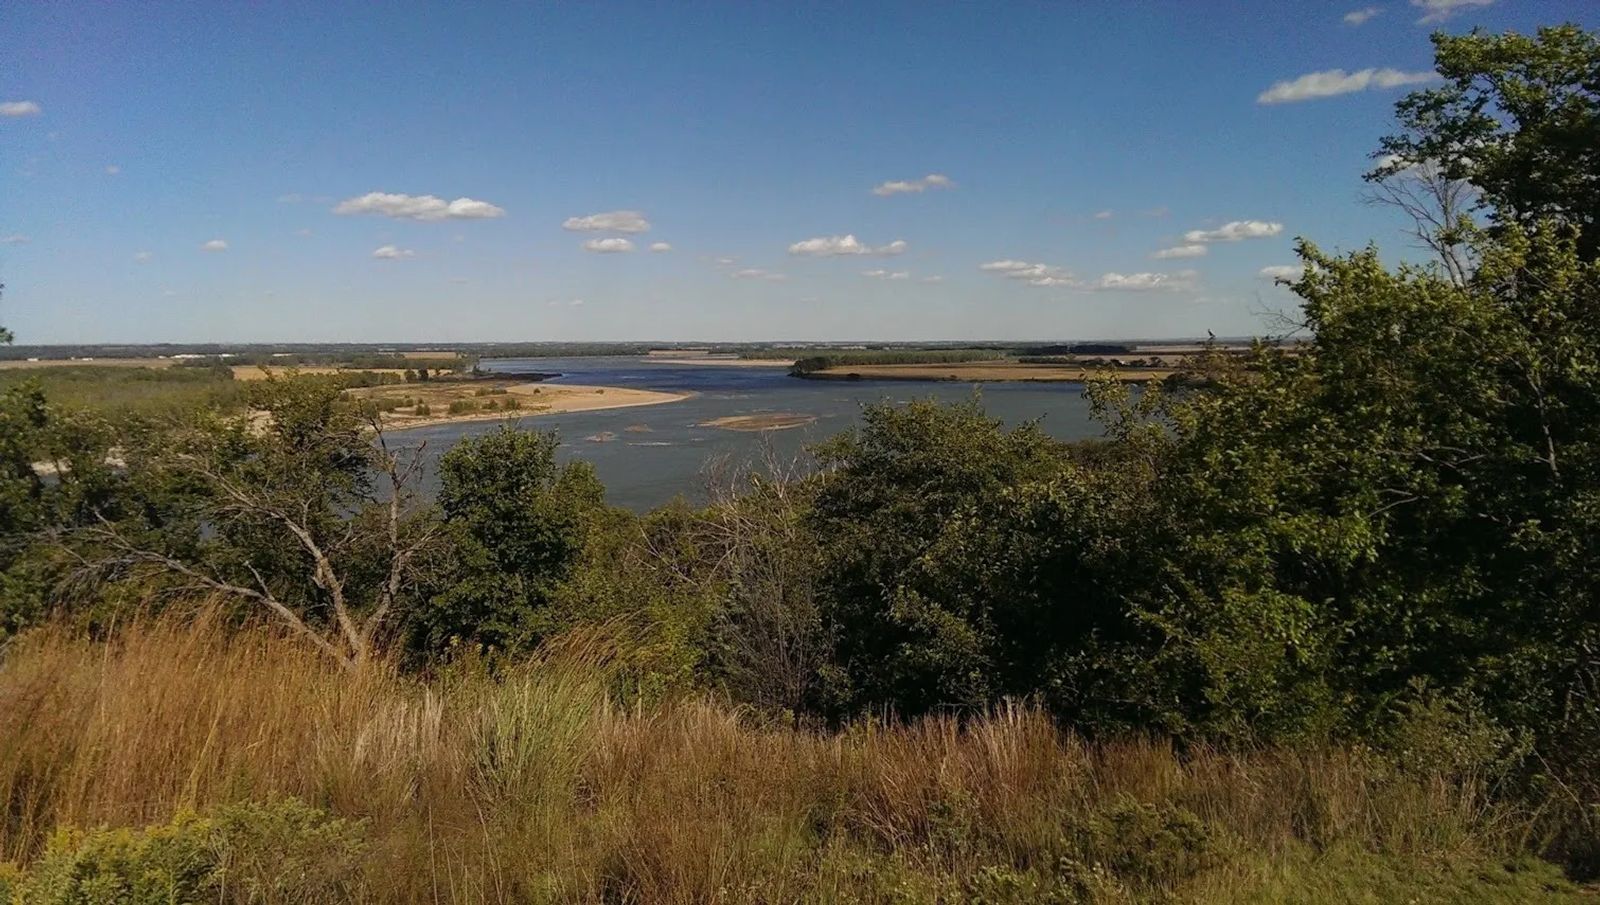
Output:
[
  {"xmin": 862, "ymin": 269, "xmax": 911, "ymax": 280},
  {"xmin": 372, "ymin": 244, "xmax": 415, "ymax": 260},
  {"xmin": 1257, "ymin": 68, "xmax": 1436, "ymax": 104},
  {"xmin": 294, "ymin": 228, "xmax": 314, "ymax": 237},
  {"xmin": 1183, "ymin": 220, "xmax": 1284, "ymax": 243},
  {"xmin": 133, "ymin": 250, "xmax": 152, "ymax": 262},
  {"xmin": 731, "ymin": 268, "xmax": 787, "ymax": 281},
  {"xmin": 1259, "ymin": 264, "xmax": 1306, "ymax": 281},
  {"xmin": 569, "ymin": 299, "xmax": 586, "ymax": 307},
  {"xmin": 871, "ymin": 173, "xmax": 954, "ymax": 197},
  {"xmin": 562, "ymin": 210, "xmax": 651, "ymax": 233},
  {"xmin": 1152, "ymin": 244, "xmax": 1208, "ymax": 259},
  {"xmin": 714, "ymin": 256, "xmax": 737, "ymax": 266},
  {"xmin": 1085, "ymin": 270, "xmax": 1199, "ymax": 292},
  {"xmin": 333, "ymin": 192, "xmax": 506, "ymax": 221},
  {"xmin": 104, "ymin": 164, "xmax": 121, "ymax": 175},
  {"xmin": 200, "ymin": 239, "xmax": 228, "ymax": 252},
  {"xmin": 0, "ymin": 101, "xmax": 42, "ymax": 118},
  {"xmin": 1093, "ymin": 209, "xmax": 1114, "ymax": 220},
  {"xmin": 0, "ymin": 234, "xmax": 30, "ymax": 245},
  {"xmin": 649, "ymin": 241, "xmax": 672, "ymax": 252},
  {"xmin": 583, "ymin": 237, "xmax": 635, "ymax": 253},
  {"xmin": 920, "ymin": 275, "xmax": 945, "ymax": 284},
  {"xmin": 788, "ymin": 234, "xmax": 908, "ymax": 256},
  {"xmin": 1343, "ymin": 6, "xmax": 1382, "ymax": 25},
  {"xmin": 979, "ymin": 259, "xmax": 1076, "ymax": 287},
  {"xmin": 1412, "ymin": 0, "xmax": 1494, "ymax": 24}
]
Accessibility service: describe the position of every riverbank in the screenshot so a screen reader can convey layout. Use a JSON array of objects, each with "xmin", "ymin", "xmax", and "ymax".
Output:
[{"xmin": 795, "ymin": 360, "xmax": 1176, "ymax": 383}]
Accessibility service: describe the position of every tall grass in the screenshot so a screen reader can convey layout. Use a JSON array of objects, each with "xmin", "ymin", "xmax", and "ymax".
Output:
[{"xmin": 0, "ymin": 613, "xmax": 1582, "ymax": 903}]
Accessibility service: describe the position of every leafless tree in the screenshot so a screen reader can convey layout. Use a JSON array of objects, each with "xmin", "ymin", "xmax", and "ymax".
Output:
[{"xmin": 1365, "ymin": 156, "xmax": 1478, "ymax": 287}]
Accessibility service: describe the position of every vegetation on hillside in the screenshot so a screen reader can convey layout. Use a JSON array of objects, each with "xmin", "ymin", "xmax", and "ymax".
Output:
[{"xmin": 1, "ymin": 23, "xmax": 1599, "ymax": 902}]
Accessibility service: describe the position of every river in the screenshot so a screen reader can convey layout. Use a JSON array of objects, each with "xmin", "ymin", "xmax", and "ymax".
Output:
[{"xmin": 401, "ymin": 357, "xmax": 1105, "ymax": 511}]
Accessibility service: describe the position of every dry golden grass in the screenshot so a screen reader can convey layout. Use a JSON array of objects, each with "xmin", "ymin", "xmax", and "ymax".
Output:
[
  {"xmin": 0, "ymin": 357, "xmax": 175, "ymax": 370},
  {"xmin": 0, "ymin": 613, "xmax": 1571, "ymax": 903}
]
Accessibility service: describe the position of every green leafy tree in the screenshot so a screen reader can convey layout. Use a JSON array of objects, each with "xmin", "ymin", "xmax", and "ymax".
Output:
[
  {"xmin": 409, "ymin": 427, "xmax": 604, "ymax": 657},
  {"xmin": 1375, "ymin": 25, "xmax": 1600, "ymax": 259},
  {"xmin": 807, "ymin": 398, "xmax": 1068, "ymax": 716}
]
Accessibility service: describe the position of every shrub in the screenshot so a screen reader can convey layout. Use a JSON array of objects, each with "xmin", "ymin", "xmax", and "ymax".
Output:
[
  {"xmin": 413, "ymin": 402, "xmax": 431, "ymax": 416},
  {"xmin": 10, "ymin": 798, "xmax": 365, "ymax": 904}
]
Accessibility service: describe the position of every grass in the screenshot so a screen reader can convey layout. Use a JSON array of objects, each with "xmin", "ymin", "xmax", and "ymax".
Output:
[
  {"xmin": 0, "ymin": 366, "xmax": 248, "ymax": 416},
  {"xmin": 0, "ymin": 612, "xmax": 1590, "ymax": 903}
]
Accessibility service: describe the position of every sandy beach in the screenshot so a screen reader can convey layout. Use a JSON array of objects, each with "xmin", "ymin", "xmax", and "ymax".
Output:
[{"xmin": 365, "ymin": 380, "xmax": 691, "ymax": 432}]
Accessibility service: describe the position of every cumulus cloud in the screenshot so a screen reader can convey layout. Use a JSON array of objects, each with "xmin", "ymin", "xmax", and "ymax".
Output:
[
  {"xmin": 1258, "ymin": 68, "xmax": 1437, "ymax": 104},
  {"xmin": 649, "ymin": 242, "xmax": 672, "ymax": 252},
  {"xmin": 1412, "ymin": 0, "xmax": 1494, "ymax": 23},
  {"xmin": 921, "ymin": 275, "xmax": 945, "ymax": 284},
  {"xmin": 1259, "ymin": 264, "xmax": 1306, "ymax": 281},
  {"xmin": 1152, "ymin": 244, "xmax": 1208, "ymax": 259},
  {"xmin": 104, "ymin": 164, "xmax": 121, "ymax": 175},
  {"xmin": 0, "ymin": 234, "xmax": 30, "ymax": 245},
  {"xmin": 979, "ymin": 260, "xmax": 1077, "ymax": 287},
  {"xmin": 200, "ymin": 239, "xmax": 228, "ymax": 252},
  {"xmin": 731, "ymin": 268, "xmax": 786, "ymax": 281},
  {"xmin": 1093, "ymin": 209, "xmax": 1114, "ymax": 220},
  {"xmin": 1183, "ymin": 220, "xmax": 1284, "ymax": 243},
  {"xmin": 788, "ymin": 234, "xmax": 908, "ymax": 257},
  {"xmin": 372, "ymin": 245, "xmax": 415, "ymax": 260},
  {"xmin": 133, "ymin": 251, "xmax": 152, "ymax": 262},
  {"xmin": 583, "ymin": 237, "xmax": 635, "ymax": 253},
  {"xmin": 1085, "ymin": 270, "xmax": 1199, "ymax": 292},
  {"xmin": 1343, "ymin": 6, "xmax": 1382, "ymax": 24},
  {"xmin": 862, "ymin": 269, "xmax": 911, "ymax": 280},
  {"xmin": 563, "ymin": 210, "xmax": 651, "ymax": 233},
  {"xmin": 0, "ymin": 101, "xmax": 42, "ymax": 117},
  {"xmin": 871, "ymin": 173, "xmax": 954, "ymax": 197},
  {"xmin": 333, "ymin": 192, "xmax": 506, "ymax": 221}
]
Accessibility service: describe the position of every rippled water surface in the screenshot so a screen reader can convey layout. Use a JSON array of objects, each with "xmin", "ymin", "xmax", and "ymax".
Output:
[{"xmin": 401, "ymin": 357, "xmax": 1105, "ymax": 511}]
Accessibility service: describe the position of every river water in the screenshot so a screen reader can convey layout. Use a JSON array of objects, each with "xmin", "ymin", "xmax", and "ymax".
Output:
[{"xmin": 400, "ymin": 357, "xmax": 1104, "ymax": 511}]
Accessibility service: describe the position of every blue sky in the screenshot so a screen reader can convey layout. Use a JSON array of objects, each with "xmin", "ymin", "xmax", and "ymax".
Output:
[{"xmin": 1, "ymin": 0, "xmax": 1593, "ymax": 344}]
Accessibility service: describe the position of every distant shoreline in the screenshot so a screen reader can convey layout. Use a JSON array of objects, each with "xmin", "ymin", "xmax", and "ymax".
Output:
[{"xmin": 795, "ymin": 362, "xmax": 1175, "ymax": 384}]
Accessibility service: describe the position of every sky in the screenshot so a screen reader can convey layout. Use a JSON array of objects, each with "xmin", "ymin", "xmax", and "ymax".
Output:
[{"xmin": 1, "ymin": 0, "xmax": 1594, "ymax": 344}]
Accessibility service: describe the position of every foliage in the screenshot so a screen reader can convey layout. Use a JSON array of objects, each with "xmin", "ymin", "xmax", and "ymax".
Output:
[
  {"xmin": 1376, "ymin": 25, "xmax": 1600, "ymax": 259},
  {"xmin": 407, "ymin": 427, "xmax": 604, "ymax": 658},
  {"xmin": 9, "ymin": 798, "xmax": 365, "ymax": 904},
  {"xmin": 807, "ymin": 397, "xmax": 1071, "ymax": 716}
]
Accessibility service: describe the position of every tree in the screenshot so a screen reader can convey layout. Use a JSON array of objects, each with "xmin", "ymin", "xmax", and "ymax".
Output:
[
  {"xmin": 407, "ymin": 427, "xmax": 604, "ymax": 657},
  {"xmin": 79, "ymin": 378, "xmax": 444, "ymax": 668},
  {"xmin": 806, "ymin": 397, "xmax": 1068, "ymax": 716},
  {"xmin": 1375, "ymin": 25, "xmax": 1600, "ymax": 259}
]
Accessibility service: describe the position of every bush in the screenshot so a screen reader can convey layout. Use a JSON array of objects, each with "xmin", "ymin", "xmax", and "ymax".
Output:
[
  {"xmin": 413, "ymin": 402, "xmax": 431, "ymax": 416},
  {"xmin": 9, "ymin": 797, "xmax": 365, "ymax": 904}
]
